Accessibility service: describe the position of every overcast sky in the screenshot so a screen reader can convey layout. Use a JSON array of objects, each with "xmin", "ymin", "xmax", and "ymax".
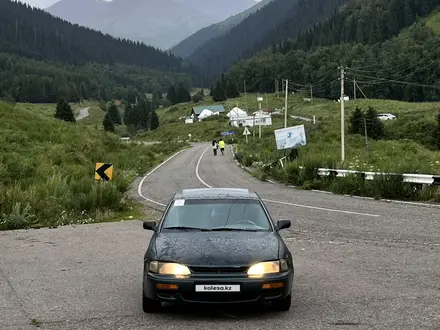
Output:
[{"xmin": 21, "ymin": 0, "xmax": 58, "ymax": 8}]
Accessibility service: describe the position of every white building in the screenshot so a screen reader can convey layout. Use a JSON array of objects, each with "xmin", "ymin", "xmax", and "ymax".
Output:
[
  {"xmin": 226, "ymin": 107, "xmax": 247, "ymax": 118},
  {"xmin": 198, "ymin": 109, "xmax": 220, "ymax": 120},
  {"xmin": 229, "ymin": 113, "xmax": 272, "ymax": 128}
]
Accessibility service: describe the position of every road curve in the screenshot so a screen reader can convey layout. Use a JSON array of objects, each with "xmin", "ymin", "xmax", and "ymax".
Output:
[
  {"xmin": 139, "ymin": 142, "xmax": 440, "ymax": 329},
  {"xmin": 1, "ymin": 143, "xmax": 439, "ymax": 329}
]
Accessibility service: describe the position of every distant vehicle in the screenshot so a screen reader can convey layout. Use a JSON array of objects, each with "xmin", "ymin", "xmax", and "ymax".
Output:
[
  {"xmin": 141, "ymin": 188, "xmax": 294, "ymax": 313},
  {"xmin": 377, "ymin": 113, "xmax": 396, "ymax": 120}
]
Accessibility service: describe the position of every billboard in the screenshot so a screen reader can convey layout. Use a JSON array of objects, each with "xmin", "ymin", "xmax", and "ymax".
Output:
[{"xmin": 274, "ymin": 125, "xmax": 307, "ymax": 150}]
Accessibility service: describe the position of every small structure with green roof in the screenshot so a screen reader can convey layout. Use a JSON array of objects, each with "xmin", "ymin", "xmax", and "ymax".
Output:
[{"xmin": 191, "ymin": 105, "xmax": 225, "ymax": 118}]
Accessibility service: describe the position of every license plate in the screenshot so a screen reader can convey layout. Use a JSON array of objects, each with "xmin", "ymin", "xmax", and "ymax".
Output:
[{"xmin": 195, "ymin": 284, "xmax": 240, "ymax": 292}]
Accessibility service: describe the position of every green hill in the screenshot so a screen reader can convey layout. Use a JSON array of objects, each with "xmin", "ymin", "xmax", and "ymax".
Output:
[
  {"xmin": 147, "ymin": 92, "xmax": 440, "ymax": 174},
  {"xmin": 0, "ymin": 102, "xmax": 186, "ymax": 230}
]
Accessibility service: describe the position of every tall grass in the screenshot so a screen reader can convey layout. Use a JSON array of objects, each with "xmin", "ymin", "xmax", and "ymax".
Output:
[
  {"xmin": 230, "ymin": 98, "xmax": 440, "ymax": 202},
  {"xmin": 0, "ymin": 102, "xmax": 186, "ymax": 230}
]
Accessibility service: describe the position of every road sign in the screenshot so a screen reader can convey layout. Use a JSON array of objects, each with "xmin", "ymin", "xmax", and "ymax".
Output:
[
  {"xmin": 95, "ymin": 163, "xmax": 113, "ymax": 181},
  {"xmin": 220, "ymin": 131, "xmax": 234, "ymax": 136},
  {"xmin": 243, "ymin": 128, "xmax": 251, "ymax": 135}
]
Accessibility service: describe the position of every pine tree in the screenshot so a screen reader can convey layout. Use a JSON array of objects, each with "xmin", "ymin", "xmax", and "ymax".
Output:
[
  {"xmin": 212, "ymin": 81, "xmax": 226, "ymax": 102},
  {"xmin": 99, "ymin": 99, "xmax": 107, "ymax": 111},
  {"xmin": 166, "ymin": 85, "xmax": 178, "ymax": 105},
  {"xmin": 349, "ymin": 107, "xmax": 364, "ymax": 135},
  {"xmin": 103, "ymin": 113, "xmax": 115, "ymax": 132},
  {"xmin": 225, "ymin": 79, "xmax": 240, "ymax": 98},
  {"xmin": 151, "ymin": 91, "xmax": 160, "ymax": 110},
  {"xmin": 107, "ymin": 104, "xmax": 122, "ymax": 125},
  {"xmin": 54, "ymin": 98, "xmax": 75, "ymax": 122},
  {"xmin": 364, "ymin": 106, "xmax": 384, "ymax": 140},
  {"xmin": 138, "ymin": 96, "xmax": 151, "ymax": 130},
  {"xmin": 434, "ymin": 112, "xmax": 440, "ymax": 150},
  {"xmin": 123, "ymin": 103, "xmax": 132, "ymax": 126},
  {"xmin": 150, "ymin": 110, "xmax": 159, "ymax": 130},
  {"xmin": 220, "ymin": 73, "xmax": 227, "ymax": 90},
  {"xmin": 176, "ymin": 83, "xmax": 191, "ymax": 103}
]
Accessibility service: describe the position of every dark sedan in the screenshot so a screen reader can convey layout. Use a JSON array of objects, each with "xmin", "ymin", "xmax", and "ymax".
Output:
[{"xmin": 142, "ymin": 188, "xmax": 294, "ymax": 313}]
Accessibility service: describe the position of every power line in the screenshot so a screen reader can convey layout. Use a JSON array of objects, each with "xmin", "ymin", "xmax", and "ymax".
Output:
[{"xmin": 345, "ymin": 72, "xmax": 440, "ymax": 89}]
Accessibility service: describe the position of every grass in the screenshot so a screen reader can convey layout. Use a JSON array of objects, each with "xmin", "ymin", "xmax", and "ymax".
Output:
[
  {"xmin": 148, "ymin": 92, "xmax": 440, "ymax": 173},
  {"xmin": 0, "ymin": 101, "xmax": 188, "ymax": 230},
  {"xmin": 146, "ymin": 91, "xmax": 440, "ymax": 202},
  {"xmin": 424, "ymin": 8, "xmax": 440, "ymax": 35}
]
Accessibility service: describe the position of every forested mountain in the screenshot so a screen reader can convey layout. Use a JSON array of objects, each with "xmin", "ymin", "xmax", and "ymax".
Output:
[
  {"xmin": 170, "ymin": 0, "xmax": 275, "ymax": 58},
  {"xmin": 45, "ymin": 0, "xmax": 256, "ymax": 50},
  {"xmin": 0, "ymin": 0, "xmax": 193, "ymax": 103},
  {"xmin": 187, "ymin": 0, "xmax": 351, "ymax": 84},
  {"xmin": 0, "ymin": 0, "xmax": 188, "ymax": 72},
  {"xmin": 227, "ymin": 0, "xmax": 440, "ymax": 102}
]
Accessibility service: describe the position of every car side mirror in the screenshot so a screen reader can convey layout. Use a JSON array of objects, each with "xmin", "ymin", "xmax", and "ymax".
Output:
[
  {"xmin": 143, "ymin": 221, "xmax": 157, "ymax": 232},
  {"xmin": 276, "ymin": 220, "xmax": 291, "ymax": 230}
]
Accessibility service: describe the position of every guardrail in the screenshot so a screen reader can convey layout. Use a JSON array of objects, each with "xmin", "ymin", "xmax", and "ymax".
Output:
[
  {"xmin": 317, "ymin": 168, "xmax": 440, "ymax": 185},
  {"xmin": 232, "ymin": 147, "xmax": 439, "ymax": 186}
]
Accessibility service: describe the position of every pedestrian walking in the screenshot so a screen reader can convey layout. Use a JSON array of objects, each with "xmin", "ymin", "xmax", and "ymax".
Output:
[
  {"xmin": 219, "ymin": 138, "xmax": 225, "ymax": 155},
  {"xmin": 212, "ymin": 139, "xmax": 217, "ymax": 156}
]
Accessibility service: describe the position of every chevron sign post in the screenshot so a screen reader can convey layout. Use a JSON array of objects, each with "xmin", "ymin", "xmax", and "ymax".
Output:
[{"xmin": 95, "ymin": 163, "xmax": 113, "ymax": 181}]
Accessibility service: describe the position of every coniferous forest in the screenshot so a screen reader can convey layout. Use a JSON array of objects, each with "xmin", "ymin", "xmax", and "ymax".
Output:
[
  {"xmin": 225, "ymin": 0, "xmax": 440, "ymax": 102},
  {"xmin": 3, "ymin": 0, "xmax": 440, "ymax": 104},
  {"xmin": 0, "ymin": 0, "xmax": 196, "ymax": 103}
]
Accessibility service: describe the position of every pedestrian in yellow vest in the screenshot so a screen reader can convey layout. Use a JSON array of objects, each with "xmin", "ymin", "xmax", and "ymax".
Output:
[{"xmin": 219, "ymin": 138, "xmax": 225, "ymax": 155}]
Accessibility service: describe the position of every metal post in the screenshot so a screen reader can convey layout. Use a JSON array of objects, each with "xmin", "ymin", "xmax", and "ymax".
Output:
[
  {"xmin": 284, "ymin": 79, "xmax": 288, "ymax": 128},
  {"xmin": 258, "ymin": 100, "xmax": 262, "ymax": 138},
  {"xmin": 340, "ymin": 67, "xmax": 345, "ymax": 162}
]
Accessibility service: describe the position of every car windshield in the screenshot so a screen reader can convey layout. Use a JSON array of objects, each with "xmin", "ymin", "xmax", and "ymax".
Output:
[{"xmin": 162, "ymin": 199, "xmax": 272, "ymax": 231}]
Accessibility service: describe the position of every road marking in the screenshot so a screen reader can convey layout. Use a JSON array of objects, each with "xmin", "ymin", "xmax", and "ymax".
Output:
[
  {"xmin": 137, "ymin": 149, "xmax": 188, "ymax": 207},
  {"xmin": 195, "ymin": 145, "xmax": 379, "ymax": 218},
  {"xmin": 261, "ymin": 198, "xmax": 379, "ymax": 217},
  {"xmin": 195, "ymin": 146, "xmax": 213, "ymax": 188}
]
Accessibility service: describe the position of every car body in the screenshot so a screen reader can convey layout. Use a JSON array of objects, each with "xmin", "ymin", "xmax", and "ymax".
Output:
[
  {"xmin": 377, "ymin": 113, "xmax": 396, "ymax": 120},
  {"xmin": 142, "ymin": 188, "xmax": 294, "ymax": 313}
]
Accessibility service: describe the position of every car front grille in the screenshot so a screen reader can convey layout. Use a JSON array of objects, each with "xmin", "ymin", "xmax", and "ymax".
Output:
[{"xmin": 189, "ymin": 266, "xmax": 249, "ymax": 274}]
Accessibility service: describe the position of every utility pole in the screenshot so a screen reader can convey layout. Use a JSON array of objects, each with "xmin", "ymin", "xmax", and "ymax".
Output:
[
  {"xmin": 253, "ymin": 114, "xmax": 255, "ymax": 139},
  {"xmin": 353, "ymin": 78, "xmax": 356, "ymax": 100},
  {"xmin": 244, "ymin": 80, "xmax": 248, "ymax": 112},
  {"xmin": 275, "ymin": 79, "xmax": 279, "ymax": 99},
  {"xmin": 364, "ymin": 117, "xmax": 369, "ymax": 153},
  {"xmin": 284, "ymin": 79, "xmax": 288, "ymax": 128},
  {"xmin": 340, "ymin": 66, "xmax": 345, "ymax": 162},
  {"xmin": 257, "ymin": 95, "xmax": 263, "ymax": 138},
  {"xmin": 310, "ymin": 84, "xmax": 313, "ymax": 102}
]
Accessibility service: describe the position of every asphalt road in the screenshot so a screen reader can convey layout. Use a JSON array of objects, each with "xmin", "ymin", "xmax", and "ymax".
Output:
[{"xmin": 1, "ymin": 142, "xmax": 440, "ymax": 329}]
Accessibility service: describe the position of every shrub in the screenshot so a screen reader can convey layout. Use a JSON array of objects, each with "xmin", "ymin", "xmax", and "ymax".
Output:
[{"xmin": 0, "ymin": 102, "xmax": 187, "ymax": 230}]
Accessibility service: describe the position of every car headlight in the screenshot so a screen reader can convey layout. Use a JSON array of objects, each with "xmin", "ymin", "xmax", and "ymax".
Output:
[
  {"xmin": 247, "ymin": 260, "xmax": 288, "ymax": 277},
  {"xmin": 149, "ymin": 261, "xmax": 191, "ymax": 276}
]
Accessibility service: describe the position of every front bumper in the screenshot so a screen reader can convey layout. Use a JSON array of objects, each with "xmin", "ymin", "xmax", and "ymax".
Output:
[{"xmin": 143, "ymin": 271, "xmax": 294, "ymax": 305}]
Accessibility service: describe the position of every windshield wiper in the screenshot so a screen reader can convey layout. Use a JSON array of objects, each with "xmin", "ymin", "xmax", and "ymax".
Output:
[
  {"xmin": 210, "ymin": 227, "xmax": 259, "ymax": 232},
  {"xmin": 163, "ymin": 226, "xmax": 212, "ymax": 231}
]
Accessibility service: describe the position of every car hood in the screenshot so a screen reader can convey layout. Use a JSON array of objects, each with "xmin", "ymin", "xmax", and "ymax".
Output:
[{"xmin": 153, "ymin": 231, "xmax": 280, "ymax": 266}]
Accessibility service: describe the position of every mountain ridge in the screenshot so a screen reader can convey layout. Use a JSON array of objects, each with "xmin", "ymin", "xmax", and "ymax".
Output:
[
  {"xmin": 170, "ymin": 0, "xmax": 275, "ymax": 58},
  {"xmin": 45, "ymin": 0, "xmax": 256, "ymax": 49}
]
